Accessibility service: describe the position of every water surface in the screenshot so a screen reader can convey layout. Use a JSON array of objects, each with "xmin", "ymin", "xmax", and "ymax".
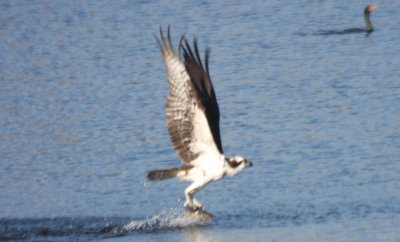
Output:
[{"xmin": 1, "ymin": 1, "xmax": 399, "ymax": 241}]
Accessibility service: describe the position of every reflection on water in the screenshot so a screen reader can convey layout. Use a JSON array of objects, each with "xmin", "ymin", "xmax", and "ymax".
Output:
[{"xmin": 1, "ymin": 0, "xmax": 400, "ymax": 241}]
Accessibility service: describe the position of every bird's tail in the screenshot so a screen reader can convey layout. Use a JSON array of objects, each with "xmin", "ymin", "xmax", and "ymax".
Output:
[{"xmin": 147, "ymin": 167, "xmax": 182, "ymax": 181}]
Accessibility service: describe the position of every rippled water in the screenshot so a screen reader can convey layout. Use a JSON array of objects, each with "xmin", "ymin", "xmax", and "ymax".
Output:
[{"xmin": 1, "ymin": 1, "xmax": 399, "ymax": 241}]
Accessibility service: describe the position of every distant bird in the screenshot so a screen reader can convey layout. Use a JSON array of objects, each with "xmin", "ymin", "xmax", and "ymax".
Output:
[
  {"xmin": 147, "ymin": 27, "xmax": 252, "ymax": 211},
  {"xmin": 317, "ymin": 4, "xmax": 378, "ymax": 35}
]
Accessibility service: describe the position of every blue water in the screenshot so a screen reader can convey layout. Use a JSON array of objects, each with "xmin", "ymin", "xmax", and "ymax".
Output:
[{"xmin": 1, "ymin": 1, "xmax": 399, "ymax": 241}]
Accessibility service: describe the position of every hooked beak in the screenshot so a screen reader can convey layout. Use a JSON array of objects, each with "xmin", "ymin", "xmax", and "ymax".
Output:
[{"xmin": 369, "ymin": 4, "xmax": 378, "ymax": 12}]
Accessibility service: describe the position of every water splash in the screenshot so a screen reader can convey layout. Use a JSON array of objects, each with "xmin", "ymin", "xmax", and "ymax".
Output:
[
  {"xmin": 120, "ymin": 208, "xmax": 208, "ymax": 232},
  {"xmin": 0, "ymin": 209, "xmax": 209, "ymax": 240}
]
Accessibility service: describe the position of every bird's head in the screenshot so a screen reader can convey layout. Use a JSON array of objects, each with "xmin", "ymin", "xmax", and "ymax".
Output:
[
  {"xmin": 225, "ymin": 155, "xmax": 252, "ymax": 176},
  {"xmin": 365, "ymin": 4, "xmax": 378, "ymax": 15}
]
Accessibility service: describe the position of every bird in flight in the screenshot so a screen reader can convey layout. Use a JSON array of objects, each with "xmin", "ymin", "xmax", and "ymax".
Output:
[{"xmin": 147, "ymin": 27, "xmax": 252, "ymax": 211}]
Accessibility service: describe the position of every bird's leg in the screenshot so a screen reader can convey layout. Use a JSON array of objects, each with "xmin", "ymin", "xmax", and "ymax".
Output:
[
  {"xmin": 184, "ymin": 190, "xmax": 193, "ymax": 208},
  {"xmin": 184, "ymin": 181, "xmax": 207, "ymax": 210}
]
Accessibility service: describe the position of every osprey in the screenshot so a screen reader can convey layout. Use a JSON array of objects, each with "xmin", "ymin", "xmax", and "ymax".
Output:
[{"xmin": 147, "ymin": 27, "xmax": 252, "ymax": 211}]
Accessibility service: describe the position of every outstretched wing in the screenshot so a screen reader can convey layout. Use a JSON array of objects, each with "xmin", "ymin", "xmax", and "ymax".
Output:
[
  {"xmin": 155, "ymin": 27, "xmax": 223, "ymax": 164},
  {"xmin": 181, "ymin": 38, "xmax": 223, "ymax": 154}
]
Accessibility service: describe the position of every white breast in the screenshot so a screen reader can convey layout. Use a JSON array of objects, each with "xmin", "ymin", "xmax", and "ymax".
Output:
[{"xmin": 178, "ymin": 152, "xmax": 225, "ymax": 182}]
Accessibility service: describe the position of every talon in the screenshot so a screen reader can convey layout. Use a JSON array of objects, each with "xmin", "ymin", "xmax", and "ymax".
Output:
[
  {"xmin": 192, "ymin": 199, "xmax": 203, "ymax": 210},
  {"xmin": 190, "ymin": 206, "xmax": 202, "ymax": 212},
  {"xmin": 195, "ymin": 204, "xmax": 204, "ymax": 210}
]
